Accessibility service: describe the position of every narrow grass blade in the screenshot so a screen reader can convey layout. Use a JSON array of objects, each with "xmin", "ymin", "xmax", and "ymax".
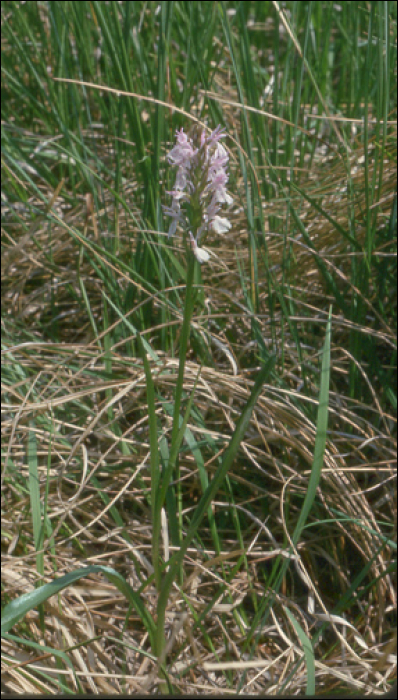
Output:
[
  {"xmin": 283, "ymin": 606, "xmax": 315, "ymax": 696},
  {"xmin": 292, "ymin": 307, "xmax": 332, "ymax": 546},
  {"xmin": 27, "ymin": 427, "xmax": 45, "ymax": 590}
]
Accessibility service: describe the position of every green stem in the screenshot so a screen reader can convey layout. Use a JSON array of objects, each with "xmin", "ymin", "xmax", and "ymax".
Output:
[
  {"xmin": 154, "ymin": 253, "xmax": 197, "ymax": 673},
  {"xmin": 170, "ymin": 255, "xmax": 196, "ymax": 447}
]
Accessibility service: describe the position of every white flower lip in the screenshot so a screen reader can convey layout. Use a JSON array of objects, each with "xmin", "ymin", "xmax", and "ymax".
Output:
[
  {"xmin": 189, "ymin": 231, "xmax": 210, "ymax": 263},
  {"xmin": 211, "ymin": 216, "xmax": 231, "ymax": 234},
  {"xmin": 194, "ymin": 247, "xmax": 210, "ymax": 264}
]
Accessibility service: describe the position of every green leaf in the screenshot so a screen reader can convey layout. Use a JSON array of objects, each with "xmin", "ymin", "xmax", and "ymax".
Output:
[
  {"xmin": 1, "ymin": 565, "xmax": 156, "ymax": 647},
  {"xmin": 292, "ymin": 306, "xmax": 332, "ymax": 546},
  {"xmin": 284, "ymin": 606, "xmax": 316, "ymax": 696}
]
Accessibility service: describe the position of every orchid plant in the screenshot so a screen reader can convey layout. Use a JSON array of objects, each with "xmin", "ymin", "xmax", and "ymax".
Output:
[{"xmin": 137, "ymin": 124, "xmax": 243, "ymax": 688}]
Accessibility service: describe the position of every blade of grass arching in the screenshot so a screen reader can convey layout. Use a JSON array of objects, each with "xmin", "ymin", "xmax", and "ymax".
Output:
[
  {"xmin": 1, "ymin": 565, "xmax": 156, "ymax": 647},
  {"xmin": 308, "ymin": 540, "xmax": 394, "ymax": 660},
  {"xmin": 75, "ymin": 210, "xmax": 173, "ymax": 328},
  {"xmin": 49, "ymin": 206, "xmax": 166, "ymax": 316},
  {"xmin": 2, "ymin": 662, "xmax": 77, "ymax": 695},
  {"xmin": 3, "ymin": 154, "xmax": 56, "ymax": 208},
  {"xmin": 283, "ymin": 606, "xmax": 316, "ymax": 696},
  {"xmin": 327, "ymin": 538, "xmax": 395, "ymax": 619}
]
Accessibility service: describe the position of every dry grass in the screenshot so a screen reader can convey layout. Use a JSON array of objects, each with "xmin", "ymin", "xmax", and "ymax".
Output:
[{"xmin": 2, "ymin": 127, "xmax": 396, "ymax": 694}]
